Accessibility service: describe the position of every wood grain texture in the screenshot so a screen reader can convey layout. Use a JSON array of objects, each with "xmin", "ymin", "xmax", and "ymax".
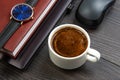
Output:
[
  {"xmin": 61, "ymin": 0, "xmax": 120, "ymax": 66},
  {"xmin": 0, "ymin": 0, "xmax": 120, "ymax": 80},
  {"xmin": 0, "ymin": 44, "xmax": 120, "ymax": 80}
]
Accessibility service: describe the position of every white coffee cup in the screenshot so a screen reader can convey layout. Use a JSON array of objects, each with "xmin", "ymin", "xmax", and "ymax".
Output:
[{"xmin": 48, "ymin": 24, "xmax": 101, "ymax": 69}]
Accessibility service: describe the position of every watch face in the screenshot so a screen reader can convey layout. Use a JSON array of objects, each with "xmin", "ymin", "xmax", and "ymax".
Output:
[{"xmin": 11, "ymin": 3, "xmax": 34, "ymax": 21}]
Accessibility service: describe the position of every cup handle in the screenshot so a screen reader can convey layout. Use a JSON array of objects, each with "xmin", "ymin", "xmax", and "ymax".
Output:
[{"xmin": 87, "ymin": 48, "xmax": 101, "ymax": 62}]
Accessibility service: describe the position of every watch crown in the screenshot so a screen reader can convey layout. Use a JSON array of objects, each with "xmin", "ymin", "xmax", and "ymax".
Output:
[
  {"xmin": 21, "ymin": 22, "xmax": 23, "ymax": 25},
  {"xmin": 32, "ymin": 7, "xmax": 35, "ymax": 10},
  {"xmin": 10, "ymin": 16, "xmax": 12, "ymax": 19},
  {"xmin": 31, "ymin": 17, "xmax": 34, "ymax": 19}
]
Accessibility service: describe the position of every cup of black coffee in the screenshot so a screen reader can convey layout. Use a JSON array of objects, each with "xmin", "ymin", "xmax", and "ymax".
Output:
[{"xmin": 48, "ymin": 24, "xmax": 100, "ymax": 69}]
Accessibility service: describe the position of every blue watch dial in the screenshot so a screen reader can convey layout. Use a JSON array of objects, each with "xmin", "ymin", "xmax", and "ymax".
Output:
[{"xmin": 11, "ymin": 3, "xmax": 33, "ymax": 21}]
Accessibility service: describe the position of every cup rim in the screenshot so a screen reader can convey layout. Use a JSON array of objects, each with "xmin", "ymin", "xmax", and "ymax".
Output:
[{"xmin": 48, "ymin": 24, "xmax": 90, "ymax": 60}]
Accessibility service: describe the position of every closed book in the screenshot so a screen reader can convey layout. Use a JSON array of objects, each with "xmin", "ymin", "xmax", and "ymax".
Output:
[{"xmin": 0, "ymin": 0, "xmax": 57, "ymax": 58}]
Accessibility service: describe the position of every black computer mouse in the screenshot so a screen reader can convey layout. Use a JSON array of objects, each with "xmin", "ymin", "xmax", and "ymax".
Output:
[{"xmin": 76, "ymin": 0, "xmax": 116, "ymax": 29}]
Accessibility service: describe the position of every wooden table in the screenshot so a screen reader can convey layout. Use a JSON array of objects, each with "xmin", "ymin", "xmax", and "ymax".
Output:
[{"xmin": 0, "ymin": 0, "xmax": 120, "ymax": 80}]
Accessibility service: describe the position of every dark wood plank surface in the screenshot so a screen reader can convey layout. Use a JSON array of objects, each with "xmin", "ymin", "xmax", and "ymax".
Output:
[
  {"xmin": 0, "ymin": 0, "xmax": 120, "ymax": 80},
  {"xmin": 61, "ymin": 0, "xmax": 120, "ymax": 66}
]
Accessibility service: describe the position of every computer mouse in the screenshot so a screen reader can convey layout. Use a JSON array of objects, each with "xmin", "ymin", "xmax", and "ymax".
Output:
[{"xmin": 76, "ymin": 0, "xmax": 116, "ymax": 29}]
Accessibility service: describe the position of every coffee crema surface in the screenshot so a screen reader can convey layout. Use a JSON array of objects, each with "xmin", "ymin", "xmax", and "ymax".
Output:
[{"xmin": 53, "ymin": 27, "xmax": 88, "ymax": 57}]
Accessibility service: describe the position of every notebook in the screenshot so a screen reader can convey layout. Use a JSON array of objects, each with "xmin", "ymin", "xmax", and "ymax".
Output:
[
  {"xmin": 8, "ymin": 0, "xmax": 72, "ymax": 69},
  {"xmin": 0, "ymin": 0, "xmax": 57, "ymax": 58}
]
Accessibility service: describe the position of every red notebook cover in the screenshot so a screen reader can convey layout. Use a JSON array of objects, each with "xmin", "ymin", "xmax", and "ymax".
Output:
[{"xmin": 0, "ymin": 0, "xmax": 57, "ymax": 58}]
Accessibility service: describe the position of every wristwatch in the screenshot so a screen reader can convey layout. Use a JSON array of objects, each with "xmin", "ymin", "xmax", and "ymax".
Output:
[{"xmin": 0, "ymin": 0, "xmax": 38, "ymax": 48}]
